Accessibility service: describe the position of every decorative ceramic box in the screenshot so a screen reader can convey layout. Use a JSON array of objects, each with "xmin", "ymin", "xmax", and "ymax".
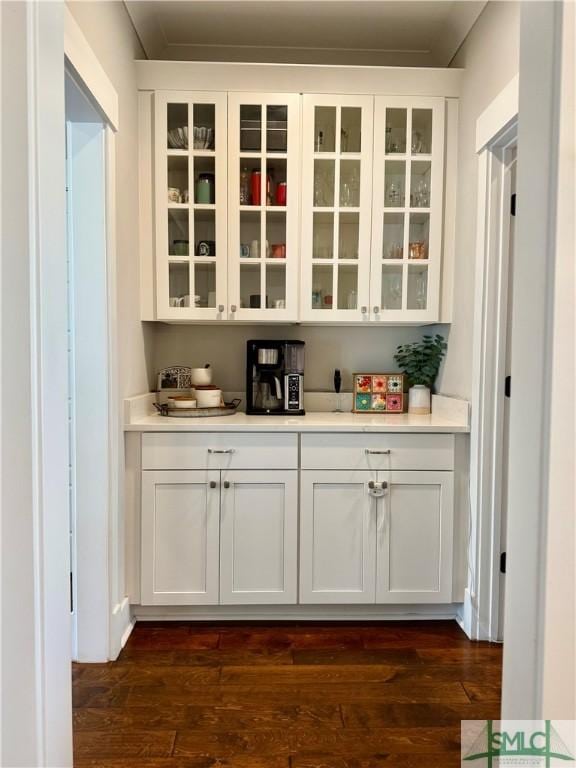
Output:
[{"xmin": 353, "ymin": 373, "xmax": 407, "ymax": 413}]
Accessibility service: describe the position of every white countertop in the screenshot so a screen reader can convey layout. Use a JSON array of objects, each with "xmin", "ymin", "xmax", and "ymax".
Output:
[{"xmin": 125, "ymin": 410, "xmax": 469, "ymax": 433}]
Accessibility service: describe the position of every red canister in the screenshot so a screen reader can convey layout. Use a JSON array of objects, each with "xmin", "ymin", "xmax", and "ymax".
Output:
[
  {"xmin": 276, "ymin": 181, "xmax": 287, "ymax": 206},
  {"xmin": 251, "ymin": 169, "xmax": 261, "ymax": 206}
]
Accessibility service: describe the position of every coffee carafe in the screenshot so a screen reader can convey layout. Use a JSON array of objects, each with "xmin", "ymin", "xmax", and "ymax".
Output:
[
  {"xmin": 246, "ymin": 340, "xmax": 305, "ymax": 415},
  {"xmin": 256, "ymin": 376, "xmax": 283, "ymax": 411}
]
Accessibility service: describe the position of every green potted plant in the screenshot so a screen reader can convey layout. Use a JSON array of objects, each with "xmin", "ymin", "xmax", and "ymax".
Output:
[{"xmin": 394, "ymin": 334, "xmax": 447, "ymax": 414}]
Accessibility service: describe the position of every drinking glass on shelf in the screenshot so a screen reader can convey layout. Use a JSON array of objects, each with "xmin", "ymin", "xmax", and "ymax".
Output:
[
  {"xmin": 416, "ymin": 273, "xmax": 427, "ymax": 309},
  {"xmin": 383, "ymin": 272, "xmax": 402, "ymax": 308},
  {"xmin": 386, "ymin": 182, "xmax": 401, "ymax": 206},
  {"xmin": 314, "ymin": 175, "xmax": 326, "ymax": 206},
  {"xmin": 415, "ymin": 179, "xmax": 429, "ymax": 207},
  {"xmin": 411, "ymin": 131, "xmax": 425, "ymax": 154}
]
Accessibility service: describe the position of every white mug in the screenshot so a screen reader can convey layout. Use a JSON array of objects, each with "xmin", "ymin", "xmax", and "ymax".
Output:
[
  {"xmin": 250, "ymin": 239, "xmax": 259, "ymax": 258},
  {"xmin": 168, "ymin": 187, "xmax": 180, "ymax": 203},
  {"xmin": 273, "ymin": 299, "xmax": 286, "ymax": 309}
]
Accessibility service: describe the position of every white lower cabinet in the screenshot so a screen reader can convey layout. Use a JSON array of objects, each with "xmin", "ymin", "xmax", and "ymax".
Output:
[
  {"xmin": 141, "ymin": 470, "xmax": 220, "ymax": 605},
  {"xmin": 299, "ymin": 469, "xmax": 454, "ymax": 604},
  {"xmin": 139, "ymin": 433, "xmax": 457, "ymax": 609},
  {"xmin": 220, "ymin": 470, "xmax": 298, "ymax": 604},
  {"xmin": 300, "ymin": 470, "xmax": 377, "ymax": 604},
  {"xmin": 376, "ymin": 471, "xmax": 454, "ymax": 603}
]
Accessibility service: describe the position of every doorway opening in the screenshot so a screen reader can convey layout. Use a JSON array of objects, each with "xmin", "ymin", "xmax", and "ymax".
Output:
[
  {"xmin": 468, "ymin": 77, "xmax": 519, "ymax": 644},
  {"xmin": 65, "ymin": 69, "xmax": 111, "ymax": 661}
]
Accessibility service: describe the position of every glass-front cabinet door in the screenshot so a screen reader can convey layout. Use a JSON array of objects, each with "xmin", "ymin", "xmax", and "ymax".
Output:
[
  {"xmin": 228, "ymin": 93, "xmax": 300, "ymax": 321},
  {"xmin": 155, "ymin": 91, "xmax": 227, "ymax": 320},
  {"xmin": 370, "ymin": 97, "xmax": 444, "ymax": 322},
  {"xmin": 300, "ymin": 95, "xmax": 374, "ymax": 321}
]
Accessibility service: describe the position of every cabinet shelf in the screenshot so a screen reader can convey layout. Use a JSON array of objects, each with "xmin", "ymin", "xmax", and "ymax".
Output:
[
  {"xmin": 311, "ymin": 206, "xmax": 361, "ymax": 214},
  {"xmin": 238, "ymin": 204, "xmax": 288, "ymax": 212},
  {"xmin": 384, "ymin": 153, "xmax": 432, "ymax": 161},
  {"xmin": 313, "ymin": 152, "xmax": 362, "ymax": 160}
]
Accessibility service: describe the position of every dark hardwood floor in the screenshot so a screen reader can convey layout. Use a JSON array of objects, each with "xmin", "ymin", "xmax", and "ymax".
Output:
[{"xmin": 72, "ymin": 620, "xmax": 502, "ymax": 767}]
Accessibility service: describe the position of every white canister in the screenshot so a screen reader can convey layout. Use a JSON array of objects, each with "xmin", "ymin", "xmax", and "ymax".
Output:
[
  {"xmin": 408, "ymin": 385, "xmax": 431, "ymax": 415},
  {"xmin": 190, "ymin": 367, "xmax": 213, "ymax": 386},
  {"xmin": 195, "ymin": 387, "xmax": 222, "ymax": 408}
]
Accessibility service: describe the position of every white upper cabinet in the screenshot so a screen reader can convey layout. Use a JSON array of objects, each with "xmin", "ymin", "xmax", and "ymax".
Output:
[
  {"xmin": 141, "ymin": 74, "xmax": 455, "ymax": 324},
  {"xmin": 154, "ymin": 91, "xmax": 228, "ymax": 321},
  {"xmin": 227, "ymin": 93, "xmax": 300, "ymax": 322},
  {"xmin": 300, "ymin": 95, "xmax": 374, "ymax": 322},
  {"xmin": 370, "ymin": 97, "xmax": 445, "ymax": 322}
]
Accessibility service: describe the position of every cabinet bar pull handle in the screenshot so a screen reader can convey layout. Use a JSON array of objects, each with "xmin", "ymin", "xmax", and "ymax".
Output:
[
  {"xmin": 230, "ymin": 304, "xmax": 237, "ymax": 313},
  {"xmin": 207, "ymin": 448, "xmax": 235, "ymax": 454},
  {"xmin": 218, "ymin": 304, "xmax": 225, "ymax": 313},
  {"xmin": 223, "ymin": 481, "xmax": 230, "ymax": 489},
  {"xmin": 373, "ymin": 306, "xmax": 380, "ymax": 314},
  {"xmin": 361, "ymin": 306, "xmax": 367, "ymax": 314},
  {"xmin": 209, "ymin": 481, "xmax": 217, "ymax": 489},
  {"xmin": 365, "ymin": 449, "xmax": 391, "ymax": 455}
]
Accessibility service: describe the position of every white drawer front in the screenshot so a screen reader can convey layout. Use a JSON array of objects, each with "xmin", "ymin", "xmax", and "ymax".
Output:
[
  {"xmin": 300, "ymin": 433, "xmax": 454, "ymax": 471},
  {"xmin": 142, "ymin": 432, "xmax": 298, "ymax": 470}
]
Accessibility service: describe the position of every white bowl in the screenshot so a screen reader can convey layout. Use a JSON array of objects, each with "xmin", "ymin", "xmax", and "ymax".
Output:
[
  {"xmin": 190, "ymin": 367, "xmax": 213, "ymax": 386},
  {"xmin": 195, "ymin": 388, "xmax": 221, "ymax": 408},
  {"xmin": 168, "ymin": 396, "xmax": 197, "ymax": 409}
]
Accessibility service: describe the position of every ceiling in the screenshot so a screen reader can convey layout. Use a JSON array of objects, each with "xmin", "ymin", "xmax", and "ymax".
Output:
[{"xmin": 125, "ymin": 1, "xmax": 487, "ymax": 68}]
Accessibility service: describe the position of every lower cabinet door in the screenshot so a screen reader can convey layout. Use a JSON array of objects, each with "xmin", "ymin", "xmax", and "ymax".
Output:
[
  {"xmin": 141, "ymin": 470, "xmax": 220, "ymax": 605},
  {"xmin": 220, "ymin": 470, "xmax": 298, "ymax": 604},
  {"xmin": 376, "ymin": 471, "xmax": 454, "ymax": 603},
  {"xmin": 300, "ymin": 470, "xmax": 377, "ymax": 604}
]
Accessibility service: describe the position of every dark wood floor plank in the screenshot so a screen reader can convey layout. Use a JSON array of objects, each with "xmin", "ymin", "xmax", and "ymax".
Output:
[
  {"xmin": 184, "ymin": 703, "xmax": 343, "ymax": 730},
  {"xmin": 73, "ymin": 730, "xmax": 176, "ymax": 758},
  {"xmin": 341, "ymin": 702, "xmax": 501, "ymax": 728},
  {"xmin": 291, "ymin": 755, "xmax": 462, "ymax": 767},
  {"xmin": 219, "ymin": 629, "xmax": 365, "ymax": 651},
  {"xmin": 73, "ymin": 705, "xmax": 188, "ymax": 731},
  {"xmin": 72, "ymin": 685, "xmax": 131, "ymax": 709},
  {"xmin": 220, "ymin": 664, "xmax": 398, "ymax": 684},
  {"xmin": 128, "ymin": 681, "xmax": 470, "ymax": 707},
  {"xmin": 75, "ymin": 759, "xmax": 288, "ymax": 768},
  {"xmin": 173, "ymin": 728, "xmax": 291, "ymax": 757},
  {"xmin": 129, "ymin": 627, "xmax": 219, "ymax": 650},
  {"xmin": 462, "ymin": 681, "xmax": 502, "ymax": 702},
  {"xmin": 287, "ymin": 726, "xmax": 461, "ymax": 753},
  {"xmin": 76, "ymin": 665, "xmax": 220, "ymax": 686},
  {"xmin": 417, "ymin": 646, "xmax": 502, "ymax": 664},
  {"xmin": 292, "ymin": 649, "xmax": 422, "ymax": 666}
]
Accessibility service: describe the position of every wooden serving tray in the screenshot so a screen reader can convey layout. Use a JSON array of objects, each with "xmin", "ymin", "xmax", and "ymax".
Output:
[{"xmin": 153, "ymin": 399, "xmax": 241, "ymax": 418}]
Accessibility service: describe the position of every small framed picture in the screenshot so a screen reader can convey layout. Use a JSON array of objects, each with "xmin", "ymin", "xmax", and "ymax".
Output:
[{"xmin": 352, "ymin": 373, "xmax": 406, "ymax": 413}]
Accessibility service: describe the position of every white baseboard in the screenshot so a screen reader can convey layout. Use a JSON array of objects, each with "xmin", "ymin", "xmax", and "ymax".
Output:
[
  {"xmin": 109, "ymin": 596, "xmax": 134, "ymax": 659},
  {"xmin": 460, "ymin": 588, "xmax": 474, "ymax": 638},
  {"xmin": 132, "ymin": 604, "xmax": 461, "ymax": 622}
]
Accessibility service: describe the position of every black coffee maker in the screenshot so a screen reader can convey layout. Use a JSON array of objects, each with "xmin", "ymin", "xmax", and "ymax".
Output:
[{"xmin": 246, "ymin": 340, "xmax": 305, "ymax": 415}]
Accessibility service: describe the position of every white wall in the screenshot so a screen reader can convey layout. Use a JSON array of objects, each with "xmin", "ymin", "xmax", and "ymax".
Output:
[
  {"xmin": 540, "ymin": 0, "xmax": 575, "ymax": 719},
  {"xmin": 435, "ymin": 1, "xmax": 520, "ymax": 398},
  {"xmin": 67, "ymin": 0, "xmax": 154, "ymax": 396},
  {"xmin": 152, "ymin": 324, "xmax": 429, "ymax": 393},
  {"xmin": 502, "ymin": 0, "xmax": 575, "ymax": 720},
  {"xmin": 1, "ymin": 2, "xmax": 73, "ymax": 764}
]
